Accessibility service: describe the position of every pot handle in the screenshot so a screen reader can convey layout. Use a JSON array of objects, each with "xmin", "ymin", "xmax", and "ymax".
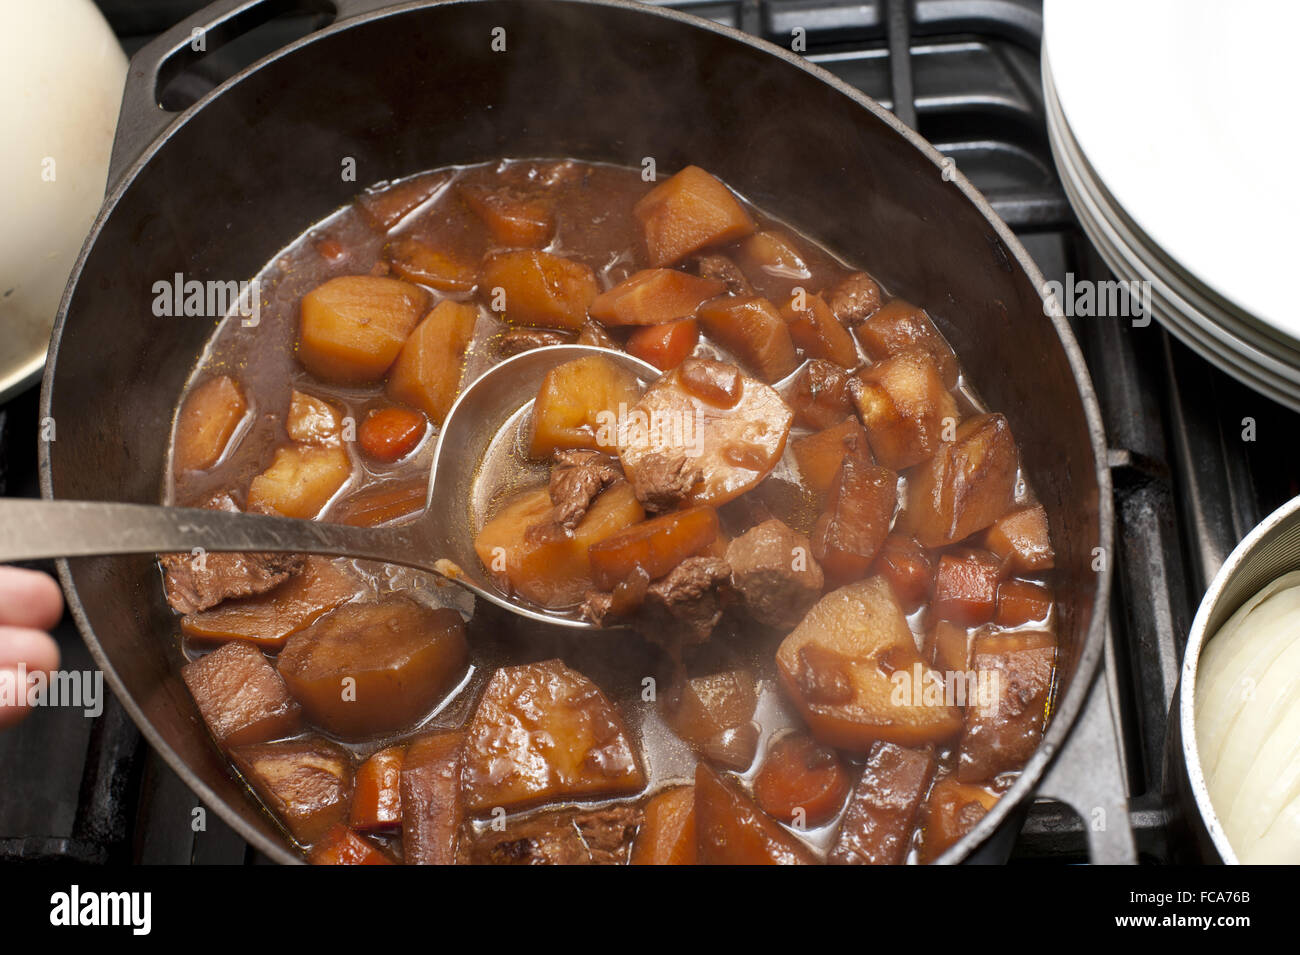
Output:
[
  {"xmin": 107, "ymin": 0, "xmax": 409, "ymax": 192},
  {"xmin": 1035, "ymin": 651, "xmax": 1139, "ymax": 864}
]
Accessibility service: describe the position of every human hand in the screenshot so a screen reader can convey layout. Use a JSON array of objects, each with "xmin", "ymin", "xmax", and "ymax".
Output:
[{"xmin": 0, "ymin": 567, "xmax": 63, "ymax": 729}]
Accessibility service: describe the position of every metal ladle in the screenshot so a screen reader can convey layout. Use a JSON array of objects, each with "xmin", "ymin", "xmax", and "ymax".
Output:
[{"xmin": 0, "ymin": 345, "xmax": 665, "ymax": 630}]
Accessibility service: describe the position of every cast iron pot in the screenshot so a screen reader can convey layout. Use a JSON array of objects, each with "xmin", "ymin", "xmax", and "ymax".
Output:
[{"xmin": 40, "ymin": 0, "xmax": 1114, "ymax": 864}]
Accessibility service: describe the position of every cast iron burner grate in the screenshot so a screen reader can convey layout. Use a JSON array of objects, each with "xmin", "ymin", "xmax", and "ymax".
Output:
[{"xmin": 2, "ymin": 0, "xmax": 1292, "ymax": 864}]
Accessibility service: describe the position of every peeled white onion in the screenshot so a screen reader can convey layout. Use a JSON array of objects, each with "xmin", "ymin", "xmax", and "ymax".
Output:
[{"xmin": 1195, "ymin": 570, "xmax": 1300, "ymax": 863}]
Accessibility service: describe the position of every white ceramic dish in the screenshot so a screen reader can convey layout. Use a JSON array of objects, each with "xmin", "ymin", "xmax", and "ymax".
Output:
[
  {"xmin": 1046, "ymin": 78, "xmax": 1300, "ymax": 403},
  {"xmin": 0, "ymin": 1, "xmax": 126, "ymax": 402},
  {"xmin": 1043, "ymin": 0, "xmax": 1300, "ymax": 343}
]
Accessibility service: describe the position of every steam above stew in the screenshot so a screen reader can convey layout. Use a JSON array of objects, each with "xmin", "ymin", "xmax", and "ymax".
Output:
[{"xmin": 161, "ymin": 159, "xmax": 1058, "ymax": 864}]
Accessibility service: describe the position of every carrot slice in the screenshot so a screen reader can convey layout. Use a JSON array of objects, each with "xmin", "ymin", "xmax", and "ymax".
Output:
[
  {"xmin": 350, "ymin": 745, "xmax": 405, "ymax": 832},
  {"xmin": 626, "ymin": 318, "xmax": 699, "ymax": 371},
  {"xmin": 358, "ymin": 406, "xmax": 428, "ymax": 463},
  {"xmin": 588, "ymin": 506, "xmax": 719, "ymax": 590},
  {"xmin": 753, "ymin": 733, "xmax": 851, "ymax": 827}
]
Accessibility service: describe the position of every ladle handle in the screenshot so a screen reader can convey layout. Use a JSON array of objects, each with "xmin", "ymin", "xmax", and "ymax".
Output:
[{"xmin": 0, "ymin": 499, "xmax": 418, "ymax": 568}]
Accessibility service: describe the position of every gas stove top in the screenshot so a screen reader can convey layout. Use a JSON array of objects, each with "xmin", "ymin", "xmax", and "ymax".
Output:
[{"xmin": 3, "ymin": 0, "xmax": 1295, "ymax": 866}]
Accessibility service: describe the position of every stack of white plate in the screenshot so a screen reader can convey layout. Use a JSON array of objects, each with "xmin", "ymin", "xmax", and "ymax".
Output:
[{"xmin": 1043, "ymin": 0, "xmax": 1300, "ymax": 411}]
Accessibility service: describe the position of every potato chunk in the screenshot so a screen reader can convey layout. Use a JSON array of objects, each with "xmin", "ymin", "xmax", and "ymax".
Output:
[
  {"xmin": 474, "ymin": 481, "xmax": 644, "ymax": 608},
  {"xmin": 634, "ymin": 165, "xmax": 756, "ymax": 266},
  {"xmin": 780, "ymin": 292, "xmax": 859, "ymax": 369},
  {"xmin": 775, "ymin": 578, "xmax": 963, "ymax": 751},
  {"xmin": 277, "ymin": 597, "xmax": 469, "ymax": 740},
  {"xmin": 299, "ymin": 275, "xmax": 428, "ymax": 384},
  {"xmin": 919, "ymin": 776, "xmax": 999, "ymax": 862},
  {"xmin": 246, "ymin": 443, "xmax": 351, "ymax": 519},
  {"xmin": 792, "ymin": 417, "xmax": 868, "ymax": 498},
  {"xmin": 180, "ymin": 556, "xmax": 359, "ymax": 650},
  {"xmin": 696, "ymin": 295, "xmax": 799, "ymax": 383},
  {"xmin": 181, "ymin": 640, "xmax": 302, "ymax": 749},
  {"xmin": 589, "ymin": 269, "xmax": 724, "ymax": 326},
  {"xmin": 385, "ymin": 237, "xmax": 478, "ymax": 293},
  {"xmin": 957, "ymin": 630, "xmax": 1055, "ymax": 782},
  {"xmin": 230, "ymin": 736, "xmax": 353, "ymax": 846},
  {"xmin": 618, "ymin": 363, "xmax": 793, "ymax": 508},
  {"xmin": 899, "ymin": 413, "xmax": 1019, "ymax": 548},
  {"xmin": 401, "ymin": 731, "xmax": 465, "ymax": 865},
  {"xmin": 852, "ymin": 350, "xmax": 958, "ymax": 470},
  {"xmin": 736, "ymin": 230, "xmax": 813, "ymax": 300},
  {"xmin": 462, "ymin": 659, "xmax": 645, "ymax": 812},
  {"xmin": 286, "ymin": 390, "xmax": 343, "ymax": 445},
  {"xmin": 812, "ymin": 439, "xmax": 897, "ymax": 586},
  {"xmin": 355, "ymin": 171, "xmax": 446, "ymax": 231},
  {"xmin": 694, "ymin": 763, "xmax": 815, "ymax": 865},
  {"xmin": 665, "ymin": 669, "xmax": 759, "ymax": 770},
  {"xmin": 829, "ymin": 742, "xmax": 936, "ymax": 865},
  {"xmin": 386, "ymin": 299, "xmax": 479, "ymax": 426},
  {"xmin": 588, "ymin": 505, "xmax": 720, "ymax": 590},
  {"xmin": 174, "ymin": 375, "xmax": 248, "ymax": 473},
  {"xmin": 853, "ymin": 299, "xmax": 959, "ymax": 388},
  {"xmin": 459, "ymin": 182, "xmax": 554, "ymax": 247},
  {"xmin": 529, "ymin": 353, "xmax": 644, "ymax": 459},
  {"xmin": 982, "ymin": 504, "xmax": 1054, "ymax": 573},
  {"xmin": 481, "ymin": 249, "xmax": 598, "ymax": 330}
]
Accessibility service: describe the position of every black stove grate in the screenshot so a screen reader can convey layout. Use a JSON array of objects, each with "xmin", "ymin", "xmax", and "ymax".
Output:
[{"xmin": 2, "ymin": 0, "xmax": 1290, "ymax": 864}]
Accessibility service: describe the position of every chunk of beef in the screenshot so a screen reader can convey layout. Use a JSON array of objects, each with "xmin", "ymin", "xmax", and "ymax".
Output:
[
  {"xmin": 582, "ymin": 556, "xmax": 730, "ymax": 644},
  {"xmin": 549, "ymin": 450, "xmax": 622, "ymax": 528},
  {"xmin": 626, "ymin": 450, "xmax": 702, "ymax": 513},
  {"xmin": 470, "ymin": 806, "xmax": 643, "ymax": 865},
  {"xmin": 644, "ymin": 556, "xmax": 731, "ymax": 643},
  {"xmin": 578, "ymin": 321, "xmax": 617, "ymax": 348},
  {"xmin": 494, "ymin": 328, "xmax": 577, "ymax": 359},
  {"xmin": 581, "ymin": 565, "xmax": 651, "ymax": 627},
  {"xmin": 692, "ymin": 253, "xmax": 752, "ymax": 295},
  {"xmin": 826, "ymin": 272, "xmax": 882, "ymax": 327},
  {"xmin": 160, "ymin": 492, "xmax": 303, "ymax": 614},
  {"xmin": 523, "ymin": 450, "xmax": 623, "ymax": 546},
  {"xmin": 581, "ymin": 590, "xmax": 616, "ymax": 627},
  {"xmin": 726, "ymin": 518, "xmax": 824, "ymax": 630}
]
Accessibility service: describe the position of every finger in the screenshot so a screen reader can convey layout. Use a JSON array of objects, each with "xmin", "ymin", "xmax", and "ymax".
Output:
[
  {"xmin": 0, "ymin": 625, "xmax": 60, "ymax": 671},
  {"xmin": 0, "ymin": 567, "xmax": 64, "ymax": 630},
  {"xmin": 0, "ymin": 628, "xmax": 61, "ymax": 730}
]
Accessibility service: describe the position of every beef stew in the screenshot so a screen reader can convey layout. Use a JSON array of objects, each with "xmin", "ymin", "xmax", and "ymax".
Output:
[{"xmin": 161, "ymin": 159, "xmax": 1057, "ymax": 864}]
